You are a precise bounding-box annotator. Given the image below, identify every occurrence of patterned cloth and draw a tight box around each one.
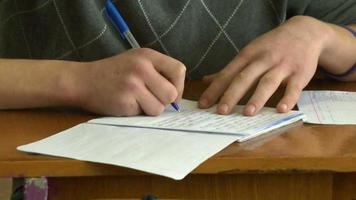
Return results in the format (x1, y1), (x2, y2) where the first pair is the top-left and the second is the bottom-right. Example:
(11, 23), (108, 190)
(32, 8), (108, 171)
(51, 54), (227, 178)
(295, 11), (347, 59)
(1, 0), (356, 79)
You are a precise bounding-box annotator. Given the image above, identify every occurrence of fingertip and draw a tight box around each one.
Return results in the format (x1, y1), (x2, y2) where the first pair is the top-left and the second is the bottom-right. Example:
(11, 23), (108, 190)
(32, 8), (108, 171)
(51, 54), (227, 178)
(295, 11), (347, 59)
(217, 104), (229, 115)
(277, 103), (288, 113)
(198, 98), (209, 108)
(169, 89), (179, 104)
(243, 105), (256, 116)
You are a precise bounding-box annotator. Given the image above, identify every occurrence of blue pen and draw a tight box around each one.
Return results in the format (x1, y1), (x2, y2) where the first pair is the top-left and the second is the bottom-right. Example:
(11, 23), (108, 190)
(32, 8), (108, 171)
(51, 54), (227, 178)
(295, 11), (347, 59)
(105, 0), (180, 112)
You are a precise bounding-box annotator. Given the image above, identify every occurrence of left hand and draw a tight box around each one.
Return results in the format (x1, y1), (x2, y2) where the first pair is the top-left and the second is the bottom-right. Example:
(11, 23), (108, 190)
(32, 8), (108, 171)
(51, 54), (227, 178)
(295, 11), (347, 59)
(198, 16), (330, 116)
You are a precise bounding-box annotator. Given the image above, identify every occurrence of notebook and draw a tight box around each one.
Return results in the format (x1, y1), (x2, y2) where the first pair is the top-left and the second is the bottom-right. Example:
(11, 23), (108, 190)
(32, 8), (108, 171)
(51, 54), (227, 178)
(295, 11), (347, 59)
(17, 99), (305, 179)
(89, 99), (306, 142)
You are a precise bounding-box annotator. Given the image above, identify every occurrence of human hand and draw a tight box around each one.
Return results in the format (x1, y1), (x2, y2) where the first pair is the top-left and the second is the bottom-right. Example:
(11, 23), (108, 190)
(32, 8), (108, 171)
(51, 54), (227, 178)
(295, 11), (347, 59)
(71, 48), (186, 116)
(199, 16), (331, 116)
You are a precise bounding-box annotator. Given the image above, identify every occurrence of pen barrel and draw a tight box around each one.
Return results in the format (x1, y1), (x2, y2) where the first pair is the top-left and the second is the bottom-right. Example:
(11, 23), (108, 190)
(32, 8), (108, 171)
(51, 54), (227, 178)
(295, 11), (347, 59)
(105, 0), (129, 36)
(124, 31), (141, 48)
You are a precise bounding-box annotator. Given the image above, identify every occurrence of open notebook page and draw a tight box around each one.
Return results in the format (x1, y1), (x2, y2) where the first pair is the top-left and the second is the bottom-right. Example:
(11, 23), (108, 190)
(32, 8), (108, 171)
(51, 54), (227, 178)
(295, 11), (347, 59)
(89, 99), (305, 141)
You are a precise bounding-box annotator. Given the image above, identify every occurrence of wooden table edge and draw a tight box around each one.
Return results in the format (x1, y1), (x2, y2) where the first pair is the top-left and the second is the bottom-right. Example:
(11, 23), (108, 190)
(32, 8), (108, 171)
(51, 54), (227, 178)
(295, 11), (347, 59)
(2, 157), (356, 177)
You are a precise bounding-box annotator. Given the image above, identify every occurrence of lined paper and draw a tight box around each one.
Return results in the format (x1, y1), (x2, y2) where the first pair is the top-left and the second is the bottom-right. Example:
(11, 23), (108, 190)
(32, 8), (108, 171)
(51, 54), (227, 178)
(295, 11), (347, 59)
(297, 90), (356, 124)
(90, 100), (305, 140)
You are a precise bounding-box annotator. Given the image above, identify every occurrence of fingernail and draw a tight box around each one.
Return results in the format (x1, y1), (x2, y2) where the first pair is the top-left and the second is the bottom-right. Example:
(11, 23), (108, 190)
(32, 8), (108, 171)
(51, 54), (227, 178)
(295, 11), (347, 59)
(200, 99), (208, 107)
(219, 104), (229, 114)
(246, 105), (256, 115)
(279, 104), (288, 112)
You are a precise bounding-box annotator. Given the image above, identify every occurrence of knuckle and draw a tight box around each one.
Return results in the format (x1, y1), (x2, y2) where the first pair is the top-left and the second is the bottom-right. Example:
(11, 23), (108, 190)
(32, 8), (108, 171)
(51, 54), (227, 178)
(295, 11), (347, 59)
(252, 90), (268, 101)
(116, 99), (137, 116)
(221, 93), (236, 104)
(252, 87), (271, 104)
(174, 61), (187, 76)
(262, 51), (280, 64)
(261, 74), (279, 86)
(239, 47), (254, 60)
(295, 63), (307, 73)
(290, 83), (303, 92)
(216, 70), (230, 80)
(234, 71), (249, 83)
(130, 61), (150, 77)
(215, 72), (234, 85)
(283, 62), (299, 74)
(290, 15), (311, 23)
(237, 71), (246, 79)
(123, 76), (141, 92)
(136, 47), (156, 56)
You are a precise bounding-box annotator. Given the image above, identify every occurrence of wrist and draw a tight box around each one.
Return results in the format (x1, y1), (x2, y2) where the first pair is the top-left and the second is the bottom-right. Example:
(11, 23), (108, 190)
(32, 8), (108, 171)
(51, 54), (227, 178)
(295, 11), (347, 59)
(289, 16), (333, 54)
(317, 23), (339, 67)
(320, 26), (356, 80)
(317, 23), (356, 75)
(55, 60), (88, 108)
(286, 16), (355, 76)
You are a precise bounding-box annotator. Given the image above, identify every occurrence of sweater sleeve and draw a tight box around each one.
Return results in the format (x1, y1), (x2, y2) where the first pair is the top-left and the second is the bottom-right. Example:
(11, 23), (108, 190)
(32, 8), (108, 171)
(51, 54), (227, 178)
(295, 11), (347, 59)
(287, 0), (356, 25)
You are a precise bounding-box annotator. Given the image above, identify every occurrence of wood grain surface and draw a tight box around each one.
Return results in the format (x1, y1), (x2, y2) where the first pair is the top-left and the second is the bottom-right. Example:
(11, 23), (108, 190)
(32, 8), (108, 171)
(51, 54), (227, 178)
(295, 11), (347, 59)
(1, 80), (356, 177)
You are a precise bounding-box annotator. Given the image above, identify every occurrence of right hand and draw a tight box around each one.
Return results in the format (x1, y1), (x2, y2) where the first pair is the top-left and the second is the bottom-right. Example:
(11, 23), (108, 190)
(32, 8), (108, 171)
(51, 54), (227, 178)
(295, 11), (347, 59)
(70, 48), (186, 116)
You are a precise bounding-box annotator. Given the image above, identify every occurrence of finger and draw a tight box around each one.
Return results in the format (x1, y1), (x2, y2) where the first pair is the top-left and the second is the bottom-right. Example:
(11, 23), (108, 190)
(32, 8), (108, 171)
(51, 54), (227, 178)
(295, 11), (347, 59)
(276, 74), (306, 113)
(243, 67), (288, 116)
(111, 96), (142, 117)
(144, 66), (178, 105)
(202, 73), (217, 85)
(217, 61), (270, 115)
(135, 83), (166, 116)
(199, 72), (233, 109)
(146, 49), (186, 102)
(199, 55), (250, 109)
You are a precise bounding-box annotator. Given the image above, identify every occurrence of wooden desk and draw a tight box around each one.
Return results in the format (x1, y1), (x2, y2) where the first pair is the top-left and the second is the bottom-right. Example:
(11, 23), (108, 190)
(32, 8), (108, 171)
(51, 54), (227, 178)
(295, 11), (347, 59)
(1, 80), (356, 200)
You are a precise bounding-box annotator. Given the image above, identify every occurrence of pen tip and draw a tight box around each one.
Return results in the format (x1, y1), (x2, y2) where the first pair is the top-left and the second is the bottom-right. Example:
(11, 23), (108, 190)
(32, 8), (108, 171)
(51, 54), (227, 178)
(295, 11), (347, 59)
(171, 103), (180, 112)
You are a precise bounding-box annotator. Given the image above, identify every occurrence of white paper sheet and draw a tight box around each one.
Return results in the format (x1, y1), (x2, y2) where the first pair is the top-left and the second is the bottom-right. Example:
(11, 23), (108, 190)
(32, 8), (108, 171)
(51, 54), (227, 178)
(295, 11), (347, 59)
(18, 99), (304, 180)
(297, 90), (356, 124)
(17, 123), (239, 180)
(89, 99), (305, 141)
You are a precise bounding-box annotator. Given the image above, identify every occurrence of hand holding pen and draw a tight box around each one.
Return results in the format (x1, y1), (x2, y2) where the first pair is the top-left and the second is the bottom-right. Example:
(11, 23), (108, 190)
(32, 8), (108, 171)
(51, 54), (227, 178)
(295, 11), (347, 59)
(106, 0), (185, 114)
